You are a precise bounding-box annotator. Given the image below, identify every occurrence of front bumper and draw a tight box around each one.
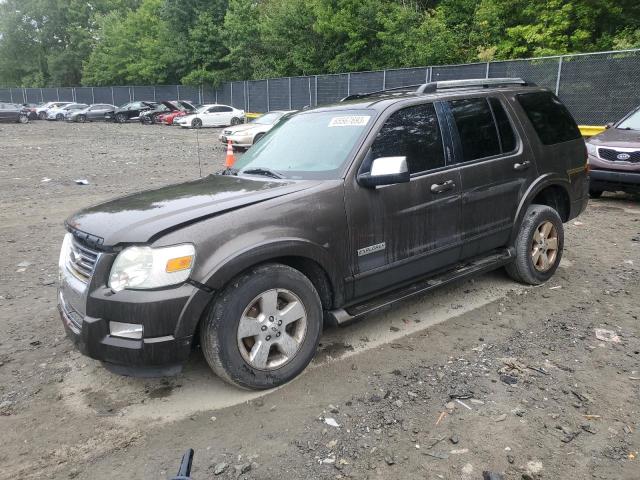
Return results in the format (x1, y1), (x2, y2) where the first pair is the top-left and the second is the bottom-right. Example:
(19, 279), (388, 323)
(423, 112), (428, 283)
(219, 133), (253, 148)
(590, 168), (640, 193)
(58, 257), (213, 373)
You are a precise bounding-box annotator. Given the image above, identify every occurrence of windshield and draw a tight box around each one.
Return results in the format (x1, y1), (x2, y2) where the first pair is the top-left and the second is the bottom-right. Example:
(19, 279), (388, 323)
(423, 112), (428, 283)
(233, 110), (374, 180)
(251, 112), (284, 125)
(617, 109), (640, 130)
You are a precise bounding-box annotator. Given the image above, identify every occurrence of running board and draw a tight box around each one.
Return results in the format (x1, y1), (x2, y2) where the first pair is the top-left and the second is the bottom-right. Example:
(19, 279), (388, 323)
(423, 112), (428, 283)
(328, 248), (514, 325)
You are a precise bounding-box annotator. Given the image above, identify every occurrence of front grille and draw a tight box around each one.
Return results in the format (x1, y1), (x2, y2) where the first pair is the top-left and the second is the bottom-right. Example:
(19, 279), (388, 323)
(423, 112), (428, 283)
(223, 130), (232, 135)
(598, 148), (640, 163)
(59, 293), (83, 332)
(66, 237), (99, 283)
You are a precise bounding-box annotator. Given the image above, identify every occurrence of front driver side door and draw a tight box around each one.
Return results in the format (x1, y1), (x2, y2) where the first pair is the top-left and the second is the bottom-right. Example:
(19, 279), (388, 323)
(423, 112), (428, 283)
(345, 102), (463, 299)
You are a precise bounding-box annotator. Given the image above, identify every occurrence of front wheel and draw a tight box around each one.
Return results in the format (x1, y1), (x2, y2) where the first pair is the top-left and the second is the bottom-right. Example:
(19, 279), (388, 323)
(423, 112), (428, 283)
(505, 204), (564, 285)
(77, 115), (86, 123)
(116, 113), (127, 124)
(200, 264), (322, 390)
(18, 114), (28, 124)
(56, 113), (64, 121)
(38, 112), (46, 120)
(191, 118), (202, 129)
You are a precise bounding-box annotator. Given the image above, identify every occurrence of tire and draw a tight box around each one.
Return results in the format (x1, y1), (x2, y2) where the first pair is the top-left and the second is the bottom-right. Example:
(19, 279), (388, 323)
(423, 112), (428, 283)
(200, 263), (323, 390)
(18, 114), (28, 124)
(116, 113), (127, 124)
(191, 118), (202, 129)
(253, 133), (265, 145)
(77, 115), (86, 123)
(142, 115), (153, 125)
(38, 112), (46, 120)
(56, 113), (64, 121)
(505, 204), (564, 285)
(230, 117), (241, 126)
(589, 189), (603, 199)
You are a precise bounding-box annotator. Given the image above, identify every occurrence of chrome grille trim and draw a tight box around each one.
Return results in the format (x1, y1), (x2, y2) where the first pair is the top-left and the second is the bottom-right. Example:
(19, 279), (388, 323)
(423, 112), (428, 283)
(66, 237), (99, 283)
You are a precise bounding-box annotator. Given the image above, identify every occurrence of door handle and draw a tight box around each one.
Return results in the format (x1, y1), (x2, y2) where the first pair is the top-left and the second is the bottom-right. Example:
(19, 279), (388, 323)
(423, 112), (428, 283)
(513, 161), (531, 171)
(430, 180), (455, 194)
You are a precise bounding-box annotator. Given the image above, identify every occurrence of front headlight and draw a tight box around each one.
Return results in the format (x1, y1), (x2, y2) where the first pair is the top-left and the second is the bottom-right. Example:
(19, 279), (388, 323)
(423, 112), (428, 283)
(108, 244), (195, 292)
(586, 143), (598, 157)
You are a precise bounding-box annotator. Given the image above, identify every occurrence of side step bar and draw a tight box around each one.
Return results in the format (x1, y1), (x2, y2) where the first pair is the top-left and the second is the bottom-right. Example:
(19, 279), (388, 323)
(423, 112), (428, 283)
(328, 248), (514, 325)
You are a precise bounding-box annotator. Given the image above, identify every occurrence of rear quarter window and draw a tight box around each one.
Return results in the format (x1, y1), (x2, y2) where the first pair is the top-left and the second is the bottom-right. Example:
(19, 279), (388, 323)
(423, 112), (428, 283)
(517, 92), (581, 145)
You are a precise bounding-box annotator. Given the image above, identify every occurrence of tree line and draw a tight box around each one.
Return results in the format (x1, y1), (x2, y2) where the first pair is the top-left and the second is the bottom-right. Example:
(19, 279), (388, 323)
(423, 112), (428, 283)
(1, 0), (639, 88)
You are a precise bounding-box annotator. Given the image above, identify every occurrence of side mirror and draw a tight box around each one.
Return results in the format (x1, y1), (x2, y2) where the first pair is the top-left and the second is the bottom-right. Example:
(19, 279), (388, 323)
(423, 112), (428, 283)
(358, 156), (410, 188)
(605, 122), (614, 129)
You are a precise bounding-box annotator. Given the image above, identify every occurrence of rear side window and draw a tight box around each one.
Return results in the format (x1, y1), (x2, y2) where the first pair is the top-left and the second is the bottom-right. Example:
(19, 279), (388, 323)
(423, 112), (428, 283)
(449, 98), (500, 161)
(517, 92), (581, 145)
(489, 98), (517, 152)
(370, 103), (445, 174)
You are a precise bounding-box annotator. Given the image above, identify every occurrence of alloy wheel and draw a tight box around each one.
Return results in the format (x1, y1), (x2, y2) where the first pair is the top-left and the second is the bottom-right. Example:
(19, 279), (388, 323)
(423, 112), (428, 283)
(531, 220), (558, 272)
(236, 289), (307, 371)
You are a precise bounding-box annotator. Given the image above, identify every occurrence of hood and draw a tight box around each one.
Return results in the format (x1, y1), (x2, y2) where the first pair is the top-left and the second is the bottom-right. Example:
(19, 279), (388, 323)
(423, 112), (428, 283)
(225, 124), (257, 134)
(588, 128), (640, 148)
(66, 175), (317, 247)
(161, 101), (180, 111)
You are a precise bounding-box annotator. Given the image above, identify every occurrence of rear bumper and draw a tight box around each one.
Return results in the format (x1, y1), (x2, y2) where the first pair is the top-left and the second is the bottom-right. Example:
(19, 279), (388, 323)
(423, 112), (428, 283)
(590, 169), (640, 193)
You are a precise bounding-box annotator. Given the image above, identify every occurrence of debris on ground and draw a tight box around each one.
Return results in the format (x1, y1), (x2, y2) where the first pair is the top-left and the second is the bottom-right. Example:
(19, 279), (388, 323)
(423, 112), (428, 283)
(594, 328), (621, 343)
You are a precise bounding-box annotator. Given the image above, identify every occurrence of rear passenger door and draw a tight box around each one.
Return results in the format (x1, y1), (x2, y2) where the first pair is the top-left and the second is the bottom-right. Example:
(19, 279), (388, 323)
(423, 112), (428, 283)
(445, 95), (536, 259)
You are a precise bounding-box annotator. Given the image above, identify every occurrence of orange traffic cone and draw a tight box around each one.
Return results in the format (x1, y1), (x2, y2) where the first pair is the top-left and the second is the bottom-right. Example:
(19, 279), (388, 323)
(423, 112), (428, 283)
(225, 140), (235, 168)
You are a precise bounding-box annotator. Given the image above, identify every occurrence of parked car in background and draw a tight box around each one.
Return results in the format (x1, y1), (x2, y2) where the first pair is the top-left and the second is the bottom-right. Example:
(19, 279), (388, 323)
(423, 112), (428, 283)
(0, 103), (29, 123)
(58, 79), (588, 389)
(220, 110), (295, 149)
(36, 101), (73, 120)
(105, 101), (157, 123)
(22, 104), (39, 120)
(139, 101), (184, 125)
(586, 105), (640, 197)
(65, 104), (117, 123)
(158, 101), (197, 125)
(175, 104), (244, 129)
(46, 103), (88, 121)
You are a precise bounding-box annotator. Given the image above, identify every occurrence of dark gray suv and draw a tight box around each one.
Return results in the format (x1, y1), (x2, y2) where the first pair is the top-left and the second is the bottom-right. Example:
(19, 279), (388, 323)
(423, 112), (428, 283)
(58, 78), (588, 389)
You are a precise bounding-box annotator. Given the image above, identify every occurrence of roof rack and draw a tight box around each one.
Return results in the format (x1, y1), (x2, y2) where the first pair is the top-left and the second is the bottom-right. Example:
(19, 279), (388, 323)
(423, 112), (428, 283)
(341, 78), (533, 101)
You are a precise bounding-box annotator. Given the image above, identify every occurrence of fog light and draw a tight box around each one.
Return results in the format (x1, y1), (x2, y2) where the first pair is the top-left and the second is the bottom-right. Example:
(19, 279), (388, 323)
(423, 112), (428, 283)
(109, 321), (143, 339)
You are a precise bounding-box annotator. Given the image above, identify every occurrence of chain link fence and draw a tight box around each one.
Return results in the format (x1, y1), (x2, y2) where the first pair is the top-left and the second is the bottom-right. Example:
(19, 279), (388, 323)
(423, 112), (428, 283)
(1, 49), (639, 124)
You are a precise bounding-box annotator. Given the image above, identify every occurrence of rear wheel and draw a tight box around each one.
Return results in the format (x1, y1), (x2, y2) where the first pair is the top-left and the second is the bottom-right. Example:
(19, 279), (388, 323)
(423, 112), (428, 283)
(18, 114), (28, 124)
(506, 204), (564, 285)
(230, 117), (241, 126)
(191, 118), (202, 129)
(56, 113), (64, 121)
(38, 112), (46, 120)
(200, 264), (322, 390)
(77, 114), (87, 123)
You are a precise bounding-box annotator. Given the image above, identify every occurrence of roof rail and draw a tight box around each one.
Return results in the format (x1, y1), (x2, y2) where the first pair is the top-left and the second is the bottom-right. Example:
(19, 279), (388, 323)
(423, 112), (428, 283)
(418, 77), (531, 93)
(340, 77), (534, 101)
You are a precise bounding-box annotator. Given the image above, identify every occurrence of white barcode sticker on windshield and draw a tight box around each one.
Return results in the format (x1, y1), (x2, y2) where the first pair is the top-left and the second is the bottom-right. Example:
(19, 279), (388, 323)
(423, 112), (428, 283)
(328, 115), (371, 127)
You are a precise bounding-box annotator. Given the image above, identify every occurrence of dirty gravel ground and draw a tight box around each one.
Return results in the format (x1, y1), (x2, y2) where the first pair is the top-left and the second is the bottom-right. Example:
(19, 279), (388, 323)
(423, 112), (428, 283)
(0, 121), (639, 480)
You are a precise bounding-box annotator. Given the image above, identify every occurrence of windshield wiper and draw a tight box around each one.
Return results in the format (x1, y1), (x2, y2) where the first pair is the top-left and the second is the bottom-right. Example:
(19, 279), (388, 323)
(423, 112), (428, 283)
(241, 167), (284, 179)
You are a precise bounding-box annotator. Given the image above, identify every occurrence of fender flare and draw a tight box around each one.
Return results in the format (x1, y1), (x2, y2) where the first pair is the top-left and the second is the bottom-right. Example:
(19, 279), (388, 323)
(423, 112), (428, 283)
(509, 174), (571, 243)
(201, 238), (343, 303)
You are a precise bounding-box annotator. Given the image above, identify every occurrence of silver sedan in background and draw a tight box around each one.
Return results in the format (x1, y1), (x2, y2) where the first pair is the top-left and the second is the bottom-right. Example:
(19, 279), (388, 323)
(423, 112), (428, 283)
(219, 110), (295, 149)
(65, 104), (117, 122)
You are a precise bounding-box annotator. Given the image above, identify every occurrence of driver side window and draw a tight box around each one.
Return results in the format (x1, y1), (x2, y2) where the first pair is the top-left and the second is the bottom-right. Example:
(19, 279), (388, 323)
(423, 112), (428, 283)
(370, 103), (445, 174)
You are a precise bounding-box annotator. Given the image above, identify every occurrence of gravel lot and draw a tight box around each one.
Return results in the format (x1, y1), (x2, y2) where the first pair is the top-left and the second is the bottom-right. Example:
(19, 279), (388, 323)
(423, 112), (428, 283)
(0, 121), (639, 480)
